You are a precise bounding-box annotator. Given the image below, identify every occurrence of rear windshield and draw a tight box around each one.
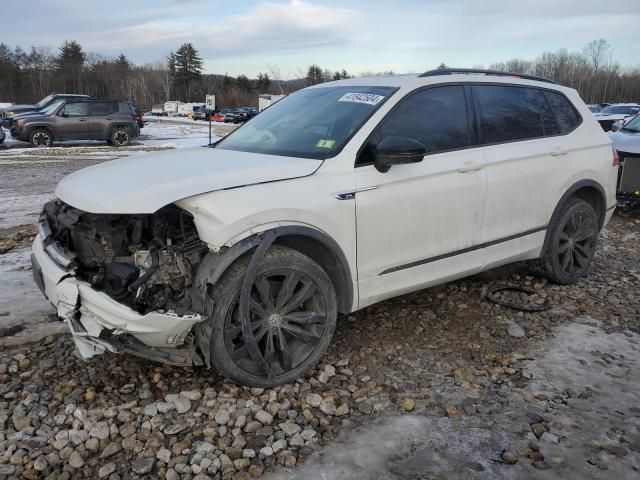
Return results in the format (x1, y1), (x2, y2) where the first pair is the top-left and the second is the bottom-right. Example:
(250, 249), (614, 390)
(216, 86), (396, 159)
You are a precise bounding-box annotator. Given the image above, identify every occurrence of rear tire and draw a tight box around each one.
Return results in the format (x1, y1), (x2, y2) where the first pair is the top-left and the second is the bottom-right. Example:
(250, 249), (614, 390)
(529, 198), (599, 284)
(110, 127), (130, 147)
(29, 128), (53, 148)
(203, 245), (338, 388)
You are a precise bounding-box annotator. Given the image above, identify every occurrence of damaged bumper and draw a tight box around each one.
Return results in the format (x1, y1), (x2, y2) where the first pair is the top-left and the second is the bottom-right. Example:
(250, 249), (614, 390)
(31, 234), (204, 365)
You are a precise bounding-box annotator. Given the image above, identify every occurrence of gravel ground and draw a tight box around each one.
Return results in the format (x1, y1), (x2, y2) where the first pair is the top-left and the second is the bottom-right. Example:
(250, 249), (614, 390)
(0, 133), (638, 479)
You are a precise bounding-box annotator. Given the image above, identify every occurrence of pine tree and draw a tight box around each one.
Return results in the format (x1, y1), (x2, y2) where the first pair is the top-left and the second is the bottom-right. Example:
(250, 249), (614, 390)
(173, 43), (203, 101)
(437, 62), (448, 70)
(256, 72), (271, 92)
(236, 74), (252, 91)
(56, 41), (85, 92)
(306, 64), (324, 85)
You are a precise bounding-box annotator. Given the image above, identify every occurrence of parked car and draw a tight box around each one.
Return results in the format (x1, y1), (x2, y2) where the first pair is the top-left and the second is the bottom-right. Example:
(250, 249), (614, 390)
(1, 93), (92, 127)
(234, 107), (258, 122)
(193, 106), (215, 121)
(0, 125), (5, 145)
(12, 99), (140, 147)
(608, 113), (640, 205)
(211, 109), (240, 123)
(593, 103), (640, 131)
(31, 69), (617, 387)
(210, 111), (227, 122)
(588, 104), (603, 114)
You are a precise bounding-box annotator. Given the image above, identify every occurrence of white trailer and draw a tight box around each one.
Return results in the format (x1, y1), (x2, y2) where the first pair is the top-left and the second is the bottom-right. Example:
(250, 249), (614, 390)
(258, 94), (285, 112)
(178, 102), (204, 117)
(163, 101), (182, 116)
(151, 104), (164, 116)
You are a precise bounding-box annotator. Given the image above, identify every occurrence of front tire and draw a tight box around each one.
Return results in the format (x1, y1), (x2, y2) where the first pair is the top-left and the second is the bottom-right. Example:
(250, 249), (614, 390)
(204, 245), (337, 388)
(529, 198), (599, 284)
(110, 128), (130, 147)
(30, 128), (53, 147)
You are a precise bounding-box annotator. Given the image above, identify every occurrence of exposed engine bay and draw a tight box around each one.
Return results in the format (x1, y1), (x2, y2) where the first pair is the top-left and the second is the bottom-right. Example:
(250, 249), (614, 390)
(41, 200), (209, 314)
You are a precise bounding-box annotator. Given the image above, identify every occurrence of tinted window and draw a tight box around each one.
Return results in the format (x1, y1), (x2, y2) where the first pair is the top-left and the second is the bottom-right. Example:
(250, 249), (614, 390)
(535, 90), (559, 136)
(377, 85), (471, 154)
(476, 85), (543, 143)
(62, 102), (87, 117)
(88, 102), (117, 116)
(544, 91), (581, 133)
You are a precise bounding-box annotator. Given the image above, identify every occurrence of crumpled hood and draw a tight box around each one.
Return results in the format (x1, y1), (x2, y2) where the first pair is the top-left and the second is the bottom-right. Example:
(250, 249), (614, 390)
(609, 129), (640, 154)
(56, 146), (322, 214)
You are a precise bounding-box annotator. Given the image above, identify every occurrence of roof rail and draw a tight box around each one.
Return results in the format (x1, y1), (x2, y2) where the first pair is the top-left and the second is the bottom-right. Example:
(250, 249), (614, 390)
(419, 68), (557, 85)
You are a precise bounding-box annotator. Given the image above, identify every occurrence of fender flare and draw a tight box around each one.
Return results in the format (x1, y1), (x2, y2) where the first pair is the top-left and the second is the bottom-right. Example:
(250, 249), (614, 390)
(191, 225), (354, 315)
(541, 179), (607, 254)
(25, 124), (55, 141)
(190, 225), (354, 367)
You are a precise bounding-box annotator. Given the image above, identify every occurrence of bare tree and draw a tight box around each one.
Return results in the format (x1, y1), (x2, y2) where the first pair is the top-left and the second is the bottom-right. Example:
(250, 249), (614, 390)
(583, 39), (610, 74)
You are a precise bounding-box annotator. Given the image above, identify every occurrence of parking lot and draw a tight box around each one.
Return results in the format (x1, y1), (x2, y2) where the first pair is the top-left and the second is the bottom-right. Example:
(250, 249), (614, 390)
(1, 122), (639, 479)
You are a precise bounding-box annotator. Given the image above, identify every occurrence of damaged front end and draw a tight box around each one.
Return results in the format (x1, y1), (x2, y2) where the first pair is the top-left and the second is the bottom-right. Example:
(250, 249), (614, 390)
(34, 199), (210, 365)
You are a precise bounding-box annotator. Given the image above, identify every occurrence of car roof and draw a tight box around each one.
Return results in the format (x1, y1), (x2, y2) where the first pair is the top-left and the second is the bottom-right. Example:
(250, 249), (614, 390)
(606, 103), (640, 107)
(306, 69), (574, 94)
(52, 94), (91, 97)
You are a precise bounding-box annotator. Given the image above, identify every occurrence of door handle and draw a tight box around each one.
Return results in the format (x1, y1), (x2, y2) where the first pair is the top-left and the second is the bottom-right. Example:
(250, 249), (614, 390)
(79, 118), (87, 122)
(457, 161), (483, 173)
(106, 117), (112, 120)
(550, 147), (569, 156)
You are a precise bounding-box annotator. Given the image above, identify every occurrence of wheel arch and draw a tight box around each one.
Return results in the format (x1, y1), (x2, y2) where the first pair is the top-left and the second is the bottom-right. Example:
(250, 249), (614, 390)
(541, 179), (607, 254)
(192, 225), (354, 316)
(191, 225), (354, 369)
(108, 123), (132, 137)
(26, 125), (54, 141)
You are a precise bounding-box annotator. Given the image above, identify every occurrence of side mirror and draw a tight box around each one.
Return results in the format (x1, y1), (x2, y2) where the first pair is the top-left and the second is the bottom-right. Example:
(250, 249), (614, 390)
(60, 112), (69, 118)
(374, 136), (426, 173)
(611, 120), (623, 132)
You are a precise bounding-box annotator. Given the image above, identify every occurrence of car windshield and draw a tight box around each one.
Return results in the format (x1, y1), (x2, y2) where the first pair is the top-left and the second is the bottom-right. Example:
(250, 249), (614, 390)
(601, 105), (639, 115)
(40, 100), (64, 115)
(35, 95), (55, 108)
(216, 86), (396, 159)
(588, 105), (602, 113)
(622, 115), (640, 132)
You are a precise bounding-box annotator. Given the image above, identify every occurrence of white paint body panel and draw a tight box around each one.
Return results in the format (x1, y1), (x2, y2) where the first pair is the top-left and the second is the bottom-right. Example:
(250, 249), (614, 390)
(56, 147), (321, 214)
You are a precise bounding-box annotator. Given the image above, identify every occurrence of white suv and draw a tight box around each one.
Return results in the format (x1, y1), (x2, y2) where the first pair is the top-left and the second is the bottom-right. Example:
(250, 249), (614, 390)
(32, 69), (618, 387)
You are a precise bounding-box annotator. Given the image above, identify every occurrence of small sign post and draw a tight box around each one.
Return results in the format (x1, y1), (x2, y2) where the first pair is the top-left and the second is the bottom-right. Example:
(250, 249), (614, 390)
(206, 95), (216, 147)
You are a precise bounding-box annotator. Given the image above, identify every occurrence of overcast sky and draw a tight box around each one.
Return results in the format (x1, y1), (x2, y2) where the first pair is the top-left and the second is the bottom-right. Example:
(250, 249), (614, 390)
(3, 0), (639, 78)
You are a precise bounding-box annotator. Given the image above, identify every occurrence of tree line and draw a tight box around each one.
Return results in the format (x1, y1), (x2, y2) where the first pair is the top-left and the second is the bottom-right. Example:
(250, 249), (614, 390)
(0, 39), (638, 110)
(485, 39), (640, 103)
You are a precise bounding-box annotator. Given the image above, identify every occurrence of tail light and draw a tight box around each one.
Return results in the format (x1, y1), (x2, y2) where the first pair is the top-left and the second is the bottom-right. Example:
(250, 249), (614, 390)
(612, 147), (620, 167)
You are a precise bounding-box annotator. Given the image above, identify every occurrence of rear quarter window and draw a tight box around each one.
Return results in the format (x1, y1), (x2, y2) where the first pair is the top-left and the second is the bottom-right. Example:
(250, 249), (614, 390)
(543, 91), (582, 134)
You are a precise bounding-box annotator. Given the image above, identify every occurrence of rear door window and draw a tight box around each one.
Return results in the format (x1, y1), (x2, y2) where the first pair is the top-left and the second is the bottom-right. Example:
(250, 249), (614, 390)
(475, 85), (543, 143)
(544, 91), (582, 133)
(88, 102), (117, 116)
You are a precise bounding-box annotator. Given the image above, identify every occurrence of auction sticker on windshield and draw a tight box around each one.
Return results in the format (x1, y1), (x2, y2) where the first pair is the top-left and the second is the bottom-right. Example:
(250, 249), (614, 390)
(315, 139), (336, 149)
(338, 92), (386, 105)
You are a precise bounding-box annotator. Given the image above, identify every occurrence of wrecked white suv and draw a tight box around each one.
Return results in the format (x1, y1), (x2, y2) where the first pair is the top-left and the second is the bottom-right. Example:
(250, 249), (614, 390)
(32, 69), (618, 387)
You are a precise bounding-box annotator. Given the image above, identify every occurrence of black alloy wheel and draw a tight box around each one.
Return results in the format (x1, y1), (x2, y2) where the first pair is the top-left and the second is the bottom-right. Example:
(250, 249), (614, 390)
(204, 246), (338, 387)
